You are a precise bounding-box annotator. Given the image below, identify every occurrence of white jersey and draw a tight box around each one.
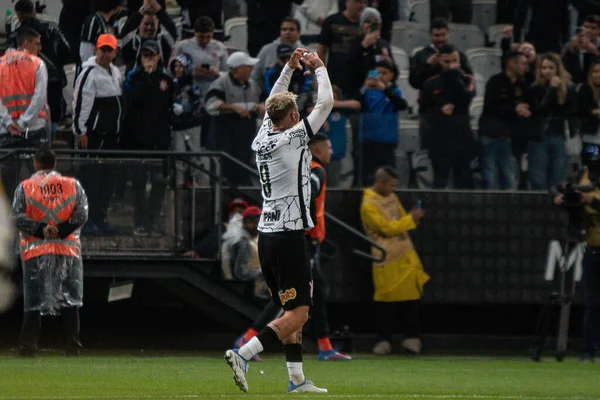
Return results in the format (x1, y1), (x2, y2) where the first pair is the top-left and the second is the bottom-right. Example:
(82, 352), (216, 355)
(252, 64), (334, 233)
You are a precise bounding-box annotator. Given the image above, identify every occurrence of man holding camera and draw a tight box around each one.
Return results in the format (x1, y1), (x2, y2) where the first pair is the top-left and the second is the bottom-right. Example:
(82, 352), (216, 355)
(561, 15), (600, 85)
(553, 153), (600, 363)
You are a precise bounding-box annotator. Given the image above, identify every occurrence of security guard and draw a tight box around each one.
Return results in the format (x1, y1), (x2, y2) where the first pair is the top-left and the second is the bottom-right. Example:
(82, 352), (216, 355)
(12, 147), (88, 357)
(553, 146), (600, 363)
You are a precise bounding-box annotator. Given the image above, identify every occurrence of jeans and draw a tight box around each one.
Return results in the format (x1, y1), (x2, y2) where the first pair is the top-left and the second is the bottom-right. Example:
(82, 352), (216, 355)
(582, 250), (600, 357)
(431, 156), (474, 189)
(479, 136), (516, 190)
(528, 136), (567, 191)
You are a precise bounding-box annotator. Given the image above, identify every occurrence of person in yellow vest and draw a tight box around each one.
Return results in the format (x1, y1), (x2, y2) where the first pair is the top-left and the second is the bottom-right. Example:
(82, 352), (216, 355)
(360, 166), (429, 355)
(11, 147), (88, 357)
(0, 28), (49, 194)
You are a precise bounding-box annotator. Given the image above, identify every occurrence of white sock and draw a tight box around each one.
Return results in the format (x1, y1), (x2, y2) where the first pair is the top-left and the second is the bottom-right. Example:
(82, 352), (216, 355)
(286, 362), (305, 385)
(238, 337), (263, 360)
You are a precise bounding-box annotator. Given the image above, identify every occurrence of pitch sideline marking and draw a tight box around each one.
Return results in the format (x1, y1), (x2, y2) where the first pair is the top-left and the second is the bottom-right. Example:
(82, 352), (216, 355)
(0, 394), (593, 400)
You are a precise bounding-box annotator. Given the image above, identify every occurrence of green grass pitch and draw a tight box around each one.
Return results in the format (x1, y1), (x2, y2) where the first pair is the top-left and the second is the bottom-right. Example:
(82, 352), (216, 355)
(0, 351), (598, 399)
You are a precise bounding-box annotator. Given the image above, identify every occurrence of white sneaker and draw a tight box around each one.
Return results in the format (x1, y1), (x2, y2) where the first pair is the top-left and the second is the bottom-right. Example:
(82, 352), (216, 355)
(401, 338), (422, 354)
(372, 340), (392, 355)
(287, 379), (328, 393)
(224, 349), (249, 392)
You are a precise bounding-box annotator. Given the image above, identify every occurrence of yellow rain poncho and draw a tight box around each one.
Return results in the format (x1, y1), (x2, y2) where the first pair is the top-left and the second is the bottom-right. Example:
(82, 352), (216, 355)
(360, 188), (430, 302)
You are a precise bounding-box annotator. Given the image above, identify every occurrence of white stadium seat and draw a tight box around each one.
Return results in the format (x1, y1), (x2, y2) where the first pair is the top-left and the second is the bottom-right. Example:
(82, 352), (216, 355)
(391, 22), (430, 55)
(467, 47), (502, 82)
(224, 17), (248, 52)
(391, 46), (410, 70)
(410, 0), (430, 23)
(472, 0), (497, 38)
(397, 69), (420, 116)
(449, 24), (486, 52)
(488, 24), (513, 49)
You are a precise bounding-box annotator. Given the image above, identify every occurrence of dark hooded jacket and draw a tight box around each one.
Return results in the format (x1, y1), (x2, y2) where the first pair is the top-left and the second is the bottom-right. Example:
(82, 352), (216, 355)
(169, 53), (204, 131)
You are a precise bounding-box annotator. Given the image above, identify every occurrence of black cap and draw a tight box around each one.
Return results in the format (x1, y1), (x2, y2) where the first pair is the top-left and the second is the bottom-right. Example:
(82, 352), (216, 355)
(141, 39), (160, 55)
(277, 44), (294, 58)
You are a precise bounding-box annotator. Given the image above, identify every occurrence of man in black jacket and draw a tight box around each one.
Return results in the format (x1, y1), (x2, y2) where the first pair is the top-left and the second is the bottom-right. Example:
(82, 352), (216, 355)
(123, 40), (173, 237)
(9, 0), (70, 132)
(561, 15), (600, 85)
(479, 51), (530, 190)
(410, 18), (473, 153)
(420, 44), (476, 189)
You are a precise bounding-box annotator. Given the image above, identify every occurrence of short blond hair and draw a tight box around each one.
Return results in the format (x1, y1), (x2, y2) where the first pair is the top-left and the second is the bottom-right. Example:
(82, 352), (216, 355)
(266, 92), (298, 124)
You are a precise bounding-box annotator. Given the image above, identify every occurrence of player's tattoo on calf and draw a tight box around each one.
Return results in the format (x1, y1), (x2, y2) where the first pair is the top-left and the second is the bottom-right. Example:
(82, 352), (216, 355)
(296, 332), (302, 344)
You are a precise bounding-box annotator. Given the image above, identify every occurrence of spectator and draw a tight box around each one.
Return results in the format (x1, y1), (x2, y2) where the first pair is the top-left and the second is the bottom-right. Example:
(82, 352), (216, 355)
(12, 147), (88, 357)
(9, 0), (70, 134)
(561, 15), (600, 85)
(430, 0), (472, 24)
(251, 17), (306, 97)
(319, 85), (361, 187)
(0, 28), (49, 195)
(247, 0), (303, 57)
(175, 0), (235, 38)
(169, 53), (205, 187)
(525, 53), (578, 190)
(420, 44), (477, 189)
(410, 18), (473, 152)
(72, 34), (123, 235)
(0, 28), (48, 148)
(359, 60), (407, 186)
(500, 28), (541, 86)
(205, 52), (262, 186)
(184, 198), (248, 259)
(479, 51), (530, 190)
(59, 0), (91, 64)
(317, 0), (367, 97)
(264, 44), (313, 116)
(122, 40), (173, 237)
(514, 0), (570, 54)
(348, 7), (398, 90)
(120, 0), (177, 74)
(126, 0), (166, 16)
(174, 17), (228, 99)
(79, 0), (123, 72)
(294, 0), (339, 42)
(222, 206), (267, 298)
(578, 60), (600, 148)
(360, 166), (429, 355)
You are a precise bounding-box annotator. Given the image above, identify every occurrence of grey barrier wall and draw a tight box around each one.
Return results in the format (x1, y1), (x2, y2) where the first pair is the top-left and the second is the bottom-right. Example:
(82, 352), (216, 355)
(196, 189), (571, 305)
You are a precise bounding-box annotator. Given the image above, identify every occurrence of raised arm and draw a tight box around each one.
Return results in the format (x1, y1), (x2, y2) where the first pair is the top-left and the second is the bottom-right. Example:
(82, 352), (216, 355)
(269, 47), (312, 97)
(303, 52), (334, 134)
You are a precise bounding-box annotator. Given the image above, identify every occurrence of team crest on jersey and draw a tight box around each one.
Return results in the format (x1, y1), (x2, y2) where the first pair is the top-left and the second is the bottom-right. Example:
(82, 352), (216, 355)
(279, 288), (297, 305)
(159, 79), (169, 91)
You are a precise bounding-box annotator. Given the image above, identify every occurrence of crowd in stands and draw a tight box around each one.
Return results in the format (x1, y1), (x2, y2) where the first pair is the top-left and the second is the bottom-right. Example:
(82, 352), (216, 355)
(2, 0), (600, 208)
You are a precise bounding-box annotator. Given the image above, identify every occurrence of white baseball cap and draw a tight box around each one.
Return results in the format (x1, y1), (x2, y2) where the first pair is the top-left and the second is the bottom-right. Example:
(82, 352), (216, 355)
(227, 52), (260, 68)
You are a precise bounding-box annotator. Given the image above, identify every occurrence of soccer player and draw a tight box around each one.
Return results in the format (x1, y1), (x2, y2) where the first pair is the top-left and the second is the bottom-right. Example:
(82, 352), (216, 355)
(224, 48), (334, 393)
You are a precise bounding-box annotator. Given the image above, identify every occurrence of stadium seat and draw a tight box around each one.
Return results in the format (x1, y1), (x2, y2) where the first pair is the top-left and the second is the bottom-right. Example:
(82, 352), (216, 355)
(474, 72), (486, 98)
(398, 120), (420, 152)
(391, 46), (410, 70)
(488, 24), (512, 49)
(467, 48), (502, 81)
(63, 64), (76, 115)
(397, 69), (420, 115)
(410, 0), (430, 23)
(449, 23), (485, 52)
(472, 0), (497, 38)
(391, 22), (430, 55)
(469, 96), (485, 122)
(224, 17), (248, 52)
(411, 46), (425, 57)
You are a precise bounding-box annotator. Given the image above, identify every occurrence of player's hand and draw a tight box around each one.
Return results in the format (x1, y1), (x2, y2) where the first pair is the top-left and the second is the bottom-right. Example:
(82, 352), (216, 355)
(411, 207), (425, 224)
(550, 76), (561, 88)
(300, 52), (325, 75)
(442, 103), (455, 116)
(287, 47), (308, 71)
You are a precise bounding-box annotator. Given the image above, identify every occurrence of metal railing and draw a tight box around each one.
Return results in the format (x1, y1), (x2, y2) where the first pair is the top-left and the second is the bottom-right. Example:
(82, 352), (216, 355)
(0, 148), (386, 263)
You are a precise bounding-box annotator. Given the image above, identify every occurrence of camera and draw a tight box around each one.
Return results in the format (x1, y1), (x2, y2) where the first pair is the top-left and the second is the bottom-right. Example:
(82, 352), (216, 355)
(556, 177), (595, 240)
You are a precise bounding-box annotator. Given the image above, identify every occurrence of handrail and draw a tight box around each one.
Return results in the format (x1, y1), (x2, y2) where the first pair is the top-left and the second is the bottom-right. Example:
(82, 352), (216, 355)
(0, 148), (387, 262)
(218, 152), (387, 262)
